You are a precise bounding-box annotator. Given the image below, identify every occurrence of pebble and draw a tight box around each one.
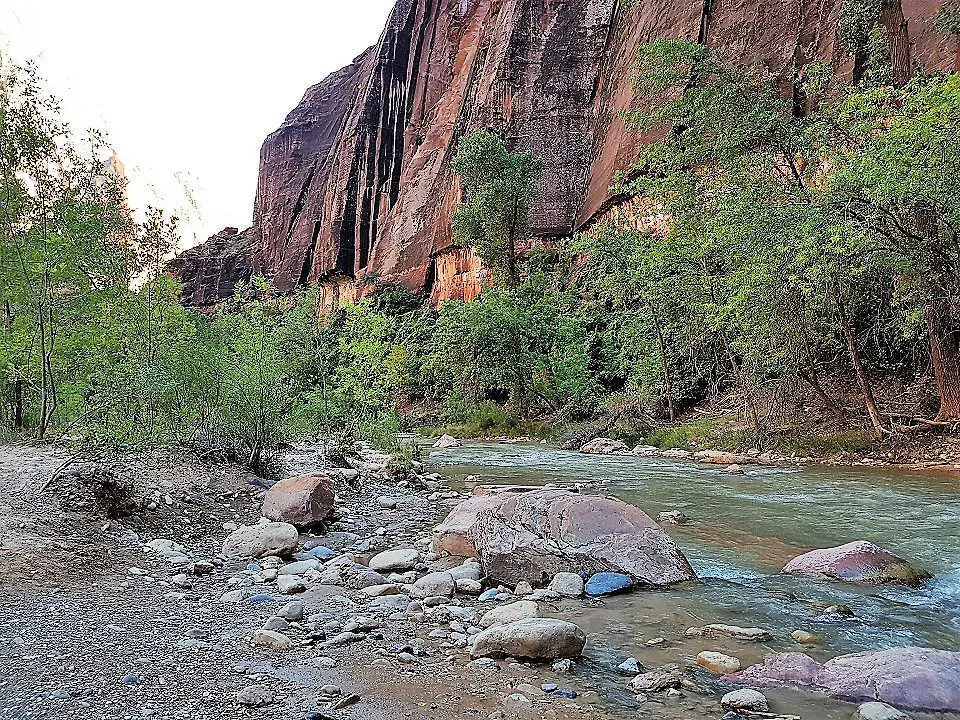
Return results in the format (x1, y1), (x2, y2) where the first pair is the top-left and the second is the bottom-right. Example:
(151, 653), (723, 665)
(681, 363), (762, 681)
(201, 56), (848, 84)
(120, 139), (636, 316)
(277, 600), (304, 621)
(251, 630), (294, 651)
(696, 651), (742, 674)
(616, 657), (642, 675)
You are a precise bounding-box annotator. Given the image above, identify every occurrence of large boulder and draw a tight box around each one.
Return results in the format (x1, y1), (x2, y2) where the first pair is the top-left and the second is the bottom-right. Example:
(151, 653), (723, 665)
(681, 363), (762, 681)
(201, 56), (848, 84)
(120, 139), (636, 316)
(261, 473), (335, 528)
(432, 486), (695, 587)
(579, 437), (629, 455)
(478, 600), (540, 628)
(731, 648), (960, 713)
(782, 541), (932, 587)
(223, 522), (299, 558)
(470, 619), (586, 660)
(433, 434), (461, 449)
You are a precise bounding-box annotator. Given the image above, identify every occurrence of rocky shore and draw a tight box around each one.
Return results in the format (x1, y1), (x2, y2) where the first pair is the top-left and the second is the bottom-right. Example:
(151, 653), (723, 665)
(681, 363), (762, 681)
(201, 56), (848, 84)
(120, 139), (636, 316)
(0, 440), (957, 720)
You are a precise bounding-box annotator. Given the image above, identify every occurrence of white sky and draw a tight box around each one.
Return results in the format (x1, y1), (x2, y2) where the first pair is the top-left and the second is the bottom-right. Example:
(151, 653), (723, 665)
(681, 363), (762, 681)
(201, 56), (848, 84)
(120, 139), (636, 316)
(0, 1), (394, 249)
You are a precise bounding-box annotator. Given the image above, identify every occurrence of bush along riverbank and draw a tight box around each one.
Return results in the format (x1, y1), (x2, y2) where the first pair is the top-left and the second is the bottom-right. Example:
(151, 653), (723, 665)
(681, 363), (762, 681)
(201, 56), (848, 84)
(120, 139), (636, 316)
(4, 438), (956, 720)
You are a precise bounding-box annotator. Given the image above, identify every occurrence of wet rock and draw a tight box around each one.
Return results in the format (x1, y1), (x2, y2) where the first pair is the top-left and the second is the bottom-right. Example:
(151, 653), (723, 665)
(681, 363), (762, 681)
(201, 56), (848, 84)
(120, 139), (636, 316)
(694, 451), (758, 465)
(433, 487), (695, 587)
(631, 667), (683, 692)
(478, 600), (540, 628)
(585, 572), (633, 597)
(782, 541), (932, 586)
(725, 464), (744, 474)
(686, 624), (773, 642)
(616, 657), (643, 675)
(856, 702), (912, 720)
(721, 689), (768, 712)
(548, 572), (584, 598)
(370, 548), (421, 572)
(791, 630), (822, 644)
(579, 437), (630, 455)
(470, 619), (586, 660)
(261, 473), (335, 528)
(237, 684), (274, 706)
(222, 522), (299, 558)
(731, 647), (960, 713)
(433, 434), (461, 449)
(697, 651), (742, 674)
(657, 510), (689, 525)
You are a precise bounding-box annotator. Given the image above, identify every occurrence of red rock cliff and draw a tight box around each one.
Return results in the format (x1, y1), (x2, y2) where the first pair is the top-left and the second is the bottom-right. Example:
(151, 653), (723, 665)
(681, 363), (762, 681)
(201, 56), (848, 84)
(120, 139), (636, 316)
(171, 0), (957, 308)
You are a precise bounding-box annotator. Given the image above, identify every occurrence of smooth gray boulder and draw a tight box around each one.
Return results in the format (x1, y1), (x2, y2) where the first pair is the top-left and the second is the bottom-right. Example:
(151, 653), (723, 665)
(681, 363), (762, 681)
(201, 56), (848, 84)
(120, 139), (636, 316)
(222, 522), (299, 558)
(470, 619), (586, 660)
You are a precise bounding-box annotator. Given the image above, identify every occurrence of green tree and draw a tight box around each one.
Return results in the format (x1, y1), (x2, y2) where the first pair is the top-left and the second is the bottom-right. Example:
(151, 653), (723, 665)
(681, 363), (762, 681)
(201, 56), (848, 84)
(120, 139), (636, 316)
(452, 130), (541, 289)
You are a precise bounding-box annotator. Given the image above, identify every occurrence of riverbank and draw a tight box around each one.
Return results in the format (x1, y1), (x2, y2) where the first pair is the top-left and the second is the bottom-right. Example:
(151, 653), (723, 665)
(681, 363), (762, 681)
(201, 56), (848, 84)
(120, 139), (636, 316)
(1, 441), (957, 720)
(420, 409), (960, 473)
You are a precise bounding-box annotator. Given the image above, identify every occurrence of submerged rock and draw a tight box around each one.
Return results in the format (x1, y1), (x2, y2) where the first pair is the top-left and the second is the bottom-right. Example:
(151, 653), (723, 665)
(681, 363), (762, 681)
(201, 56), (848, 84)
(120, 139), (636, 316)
(782, 541), (932, 586)
(731, 647), (960, 713)
(470, 619), (586, 660)
(432, 486), (696, 587)
(579, 437), (630, 455)
(261, 472), (335, 528)
(686, 624), (773, 642)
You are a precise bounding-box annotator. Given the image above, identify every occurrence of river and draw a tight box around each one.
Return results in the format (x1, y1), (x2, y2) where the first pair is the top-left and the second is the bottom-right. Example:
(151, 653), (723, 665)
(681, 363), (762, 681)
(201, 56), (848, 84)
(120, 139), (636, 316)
(430, 442), (960, 719)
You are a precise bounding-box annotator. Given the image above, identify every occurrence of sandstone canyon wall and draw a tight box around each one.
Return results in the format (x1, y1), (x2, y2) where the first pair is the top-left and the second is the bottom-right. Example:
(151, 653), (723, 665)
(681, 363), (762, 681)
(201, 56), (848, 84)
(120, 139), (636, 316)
(170, 0), (958, 309)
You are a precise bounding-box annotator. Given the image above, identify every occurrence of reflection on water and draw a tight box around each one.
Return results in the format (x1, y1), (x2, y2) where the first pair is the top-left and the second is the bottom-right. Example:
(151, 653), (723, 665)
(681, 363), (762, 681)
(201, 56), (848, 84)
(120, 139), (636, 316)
(432, 443), (960, 718)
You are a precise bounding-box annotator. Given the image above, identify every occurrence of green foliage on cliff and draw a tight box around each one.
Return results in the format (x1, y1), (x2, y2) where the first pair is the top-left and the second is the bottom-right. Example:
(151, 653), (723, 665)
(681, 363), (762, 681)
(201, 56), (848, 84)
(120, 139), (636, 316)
(452, 131), (541, 288)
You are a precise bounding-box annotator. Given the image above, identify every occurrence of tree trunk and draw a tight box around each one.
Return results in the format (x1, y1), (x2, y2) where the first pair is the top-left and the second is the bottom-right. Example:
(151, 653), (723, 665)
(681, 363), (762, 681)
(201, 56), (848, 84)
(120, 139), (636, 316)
(647, 298), (675, 421)
(925, 298), (960, 421)
(881, 0), (912, 88)
(797, 366), (845, 425)
(836, 291), (886, 440)
(720, 333), (760, 428)
(12, 377), (23, 430)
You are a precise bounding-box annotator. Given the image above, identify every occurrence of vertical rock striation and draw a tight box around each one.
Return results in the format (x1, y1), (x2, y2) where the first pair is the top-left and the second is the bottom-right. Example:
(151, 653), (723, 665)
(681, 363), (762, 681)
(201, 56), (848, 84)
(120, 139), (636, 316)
(169, 0), (958, 308)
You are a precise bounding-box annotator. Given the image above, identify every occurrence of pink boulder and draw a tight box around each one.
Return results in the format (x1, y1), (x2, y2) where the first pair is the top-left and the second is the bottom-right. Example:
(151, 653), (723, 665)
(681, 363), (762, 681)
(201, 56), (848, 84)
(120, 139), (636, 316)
(261, 473), (335, 528)
(782, 541), (931, 586)
(731, 647), (960, 713)
(432, 486), (696, 587)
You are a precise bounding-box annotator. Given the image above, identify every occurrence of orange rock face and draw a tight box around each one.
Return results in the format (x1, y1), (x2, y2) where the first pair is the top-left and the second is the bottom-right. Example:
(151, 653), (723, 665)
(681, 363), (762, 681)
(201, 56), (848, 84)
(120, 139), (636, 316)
(170, 0), (957, 308)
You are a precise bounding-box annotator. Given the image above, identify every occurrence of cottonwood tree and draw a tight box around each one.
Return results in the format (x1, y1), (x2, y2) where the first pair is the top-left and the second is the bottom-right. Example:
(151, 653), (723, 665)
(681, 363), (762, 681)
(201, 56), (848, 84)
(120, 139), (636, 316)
(451, 130), (540, 289)
(0, 60), (129, 437)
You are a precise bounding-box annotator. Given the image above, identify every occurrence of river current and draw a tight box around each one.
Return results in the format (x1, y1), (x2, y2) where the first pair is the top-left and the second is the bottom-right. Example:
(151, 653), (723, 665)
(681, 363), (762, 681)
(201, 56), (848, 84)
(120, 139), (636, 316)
(430, 442), (960, 718)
